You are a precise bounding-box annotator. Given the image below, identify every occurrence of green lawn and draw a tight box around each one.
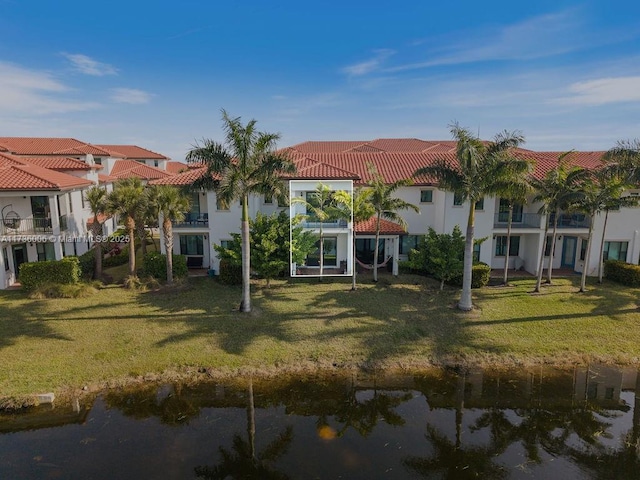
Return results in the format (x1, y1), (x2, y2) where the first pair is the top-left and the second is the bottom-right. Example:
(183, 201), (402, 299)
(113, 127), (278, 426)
(0, 274), (638, 397)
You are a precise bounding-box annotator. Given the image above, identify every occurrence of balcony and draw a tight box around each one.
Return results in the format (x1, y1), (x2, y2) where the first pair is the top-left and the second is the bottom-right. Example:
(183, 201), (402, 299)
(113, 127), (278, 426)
(493, 213), (542, 229)
(301, 219), (348, 229)
(0, 215), (68, 236)
(172, 213), (209, 228)
(549, 213), (590, 229)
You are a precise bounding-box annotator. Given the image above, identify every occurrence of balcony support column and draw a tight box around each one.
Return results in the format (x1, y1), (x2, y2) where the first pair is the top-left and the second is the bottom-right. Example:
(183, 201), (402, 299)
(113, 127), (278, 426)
(49, 196), (64, 260)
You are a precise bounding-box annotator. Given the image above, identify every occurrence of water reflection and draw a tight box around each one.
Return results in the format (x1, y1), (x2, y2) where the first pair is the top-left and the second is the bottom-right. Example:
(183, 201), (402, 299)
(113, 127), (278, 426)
(0, 365), (638, 479)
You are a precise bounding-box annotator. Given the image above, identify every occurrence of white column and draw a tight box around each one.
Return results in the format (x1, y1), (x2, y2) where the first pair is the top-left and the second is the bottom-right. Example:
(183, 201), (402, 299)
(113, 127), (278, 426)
(393, 236), (399, 276)
(49, 196), (64, 260)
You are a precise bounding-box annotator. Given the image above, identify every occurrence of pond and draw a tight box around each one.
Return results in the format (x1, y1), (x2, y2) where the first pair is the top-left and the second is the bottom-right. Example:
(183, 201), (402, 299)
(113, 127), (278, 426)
(1, 365), (638, 479)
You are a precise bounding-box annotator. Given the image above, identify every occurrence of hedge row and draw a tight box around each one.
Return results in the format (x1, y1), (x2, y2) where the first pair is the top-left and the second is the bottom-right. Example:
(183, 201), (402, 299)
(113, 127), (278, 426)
(218, 259), (243, 285)
(19, 257), (81, 291)
(78, 245), (130, 278)
(141, 252), (188, 280)
(449, 263), (492, 289)
(605, 260), (640, 287)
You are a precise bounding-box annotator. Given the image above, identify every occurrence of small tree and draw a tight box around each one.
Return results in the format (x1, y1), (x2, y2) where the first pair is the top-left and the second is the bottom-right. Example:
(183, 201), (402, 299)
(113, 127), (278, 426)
(215, 211), (315, 287)
(84, 186), (108, 279)
(108, 178), (145, 277)
(152, 185), (191, 285)
(425, 227), (465, 290)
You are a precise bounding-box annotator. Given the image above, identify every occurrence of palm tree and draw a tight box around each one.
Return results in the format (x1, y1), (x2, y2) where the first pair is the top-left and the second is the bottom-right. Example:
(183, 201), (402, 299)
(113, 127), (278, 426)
(84, 186), (108, 279)
(603, 139), (640, 184)
(367, 165), (419, 282)
(151, 185), (191, 284)
(108, 177), (145, 277)
(414, 123), (528, 311)
(572, 169), (639, 292)
(292, 183), (350, 277)
(332, 187), (375, 290)
(186, 110), (295, 313)
(530, 155), (588, 292)
(496, 159), (534, 285)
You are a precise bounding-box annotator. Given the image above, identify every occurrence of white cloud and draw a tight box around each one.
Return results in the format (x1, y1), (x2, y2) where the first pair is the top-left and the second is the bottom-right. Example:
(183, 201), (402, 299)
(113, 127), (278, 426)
(553, 76), (640, 106)
(342, 49), (395, 77)
(62, 53), (118, 76)
(0, 61), (99, 114)
(110, 88), (153, 104)
(386, 9), (632, 73)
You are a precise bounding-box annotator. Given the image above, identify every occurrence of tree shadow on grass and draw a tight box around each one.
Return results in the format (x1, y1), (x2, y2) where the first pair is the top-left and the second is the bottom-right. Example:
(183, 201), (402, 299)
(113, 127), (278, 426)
(0, 290), (72, 349)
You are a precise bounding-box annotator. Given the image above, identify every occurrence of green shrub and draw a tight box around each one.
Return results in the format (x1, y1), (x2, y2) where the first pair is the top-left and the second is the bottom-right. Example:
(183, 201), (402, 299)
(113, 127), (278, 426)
(78, 249), (95, 279)
(19, 257), (81, 291)
(141, 252), (188, 280)
(605, 260), (640, 287)
(449, 263), (491, 289)
(218, 259), (242, 285)
(104, 245), (130, 268)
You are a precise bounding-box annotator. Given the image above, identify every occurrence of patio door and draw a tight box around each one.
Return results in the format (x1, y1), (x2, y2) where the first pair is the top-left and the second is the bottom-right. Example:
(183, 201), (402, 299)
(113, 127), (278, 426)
(12, 244), (27, 278)
(561, 236), (577, 268)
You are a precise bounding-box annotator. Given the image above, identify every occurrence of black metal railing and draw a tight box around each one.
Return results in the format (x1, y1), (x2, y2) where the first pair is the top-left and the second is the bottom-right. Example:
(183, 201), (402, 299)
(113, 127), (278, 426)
(493, 213), (542, 229)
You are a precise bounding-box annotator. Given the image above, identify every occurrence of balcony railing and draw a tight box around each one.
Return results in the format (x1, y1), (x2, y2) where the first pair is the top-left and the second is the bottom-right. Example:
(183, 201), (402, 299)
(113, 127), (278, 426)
(0, 214), (69, 236)
(301, 220), (348, 229)
(493, 213), (542, 229)
(172, 213), (209, 228)
(549, 213), (590, 229)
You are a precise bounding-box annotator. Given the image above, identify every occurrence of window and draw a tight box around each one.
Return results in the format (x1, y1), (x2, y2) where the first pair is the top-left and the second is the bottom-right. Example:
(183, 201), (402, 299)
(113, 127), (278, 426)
(544, 236), (553, 256)
(68, 193), (73, 213)
(94, 157), (102, 165)
(264, 195), (273, 204)
(580, 239), (588, 261)
(453, 193), (463, 206)
(179, 235), (204, 255)
(154, 160), (159, 167)
(216, 197), (229, 211)
(36, 242), (56, 261)
(3, 247), (9, 271)
(603, 241), (628, 262)
(498, 199), (523, 222)
(475, 198), (484, 210)
(473, 242), (481, 262)
(220, 240), (231, 249)
(399, 235), (422, 255)
(420, 190), (433, 203)
(81, 191), (86, 209)
(307, 237), (337, 266)
(495, 236), (520, 257)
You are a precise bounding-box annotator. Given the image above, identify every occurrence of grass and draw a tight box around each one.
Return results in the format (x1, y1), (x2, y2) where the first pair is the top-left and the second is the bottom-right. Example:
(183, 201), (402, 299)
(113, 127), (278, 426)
(0, 274), (638, 397)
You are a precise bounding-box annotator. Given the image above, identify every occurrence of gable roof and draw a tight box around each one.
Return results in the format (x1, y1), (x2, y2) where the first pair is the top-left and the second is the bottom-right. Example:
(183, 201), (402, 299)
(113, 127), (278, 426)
(18, 156), (95, 171)
(0, 137), (110, 156)
(110, 159), (172, 180)
(95, 144), (169, 160)
(355, 217), (406, 235)
(0, 153), (93, 191)
(166, 161), (190, 174)
(149, 166), (210, 185)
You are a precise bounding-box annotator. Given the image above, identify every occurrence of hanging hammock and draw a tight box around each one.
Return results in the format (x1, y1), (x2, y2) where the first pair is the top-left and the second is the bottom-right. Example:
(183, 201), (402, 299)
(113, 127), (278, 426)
(355, 256), (393, 270)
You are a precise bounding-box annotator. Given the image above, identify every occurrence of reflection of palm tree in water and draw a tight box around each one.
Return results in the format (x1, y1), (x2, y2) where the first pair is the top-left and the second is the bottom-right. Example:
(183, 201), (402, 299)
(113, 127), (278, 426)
(194, 378), (293, 480)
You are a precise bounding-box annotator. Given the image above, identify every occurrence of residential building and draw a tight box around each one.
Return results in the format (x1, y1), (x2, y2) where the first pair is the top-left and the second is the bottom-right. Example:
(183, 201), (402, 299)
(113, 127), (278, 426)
(152, 139), (640, 279)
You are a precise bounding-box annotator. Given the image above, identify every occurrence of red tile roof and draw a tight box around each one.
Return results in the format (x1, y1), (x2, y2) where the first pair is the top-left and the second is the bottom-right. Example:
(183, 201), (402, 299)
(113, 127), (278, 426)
(87, 213), (111, 225)
(98, 173), (117, 184)
(110, 159), (171, 180)
(19, 156), (94, 171)
(0, 160), (93, 191)
(166, 161), (189, 174)
(286, 139), (608, 183)
(96, 144), (169, 160)
(0, 137), (110, 156)
(149, 167), (210, 185)
(355, 217), (406, 235)
(287, 157), (359, 180)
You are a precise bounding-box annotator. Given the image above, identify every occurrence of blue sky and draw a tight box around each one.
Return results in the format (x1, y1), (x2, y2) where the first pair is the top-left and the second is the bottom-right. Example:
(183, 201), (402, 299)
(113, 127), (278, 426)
(0, 0), (639, 161)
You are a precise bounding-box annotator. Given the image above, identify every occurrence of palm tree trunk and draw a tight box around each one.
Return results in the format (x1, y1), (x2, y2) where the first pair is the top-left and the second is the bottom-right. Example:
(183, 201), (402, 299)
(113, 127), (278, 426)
(598, 210), (609, 283)
(319, 224), (324, 279)
(127, 215), (136, 277)
(546, 210), (559, 284)
(503, 204), (513, 285)
(579, 216), (595, 292)
(351, 234), (357, 290)
(373, 213), (381, 282)
(458, 204), (475, 311)
(92, 217), (102, 279)
(247, 378), (256, 462)
(535, 215), (550, 292)
(163, 218), (173, 285)
(241, 195), (251, 312)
